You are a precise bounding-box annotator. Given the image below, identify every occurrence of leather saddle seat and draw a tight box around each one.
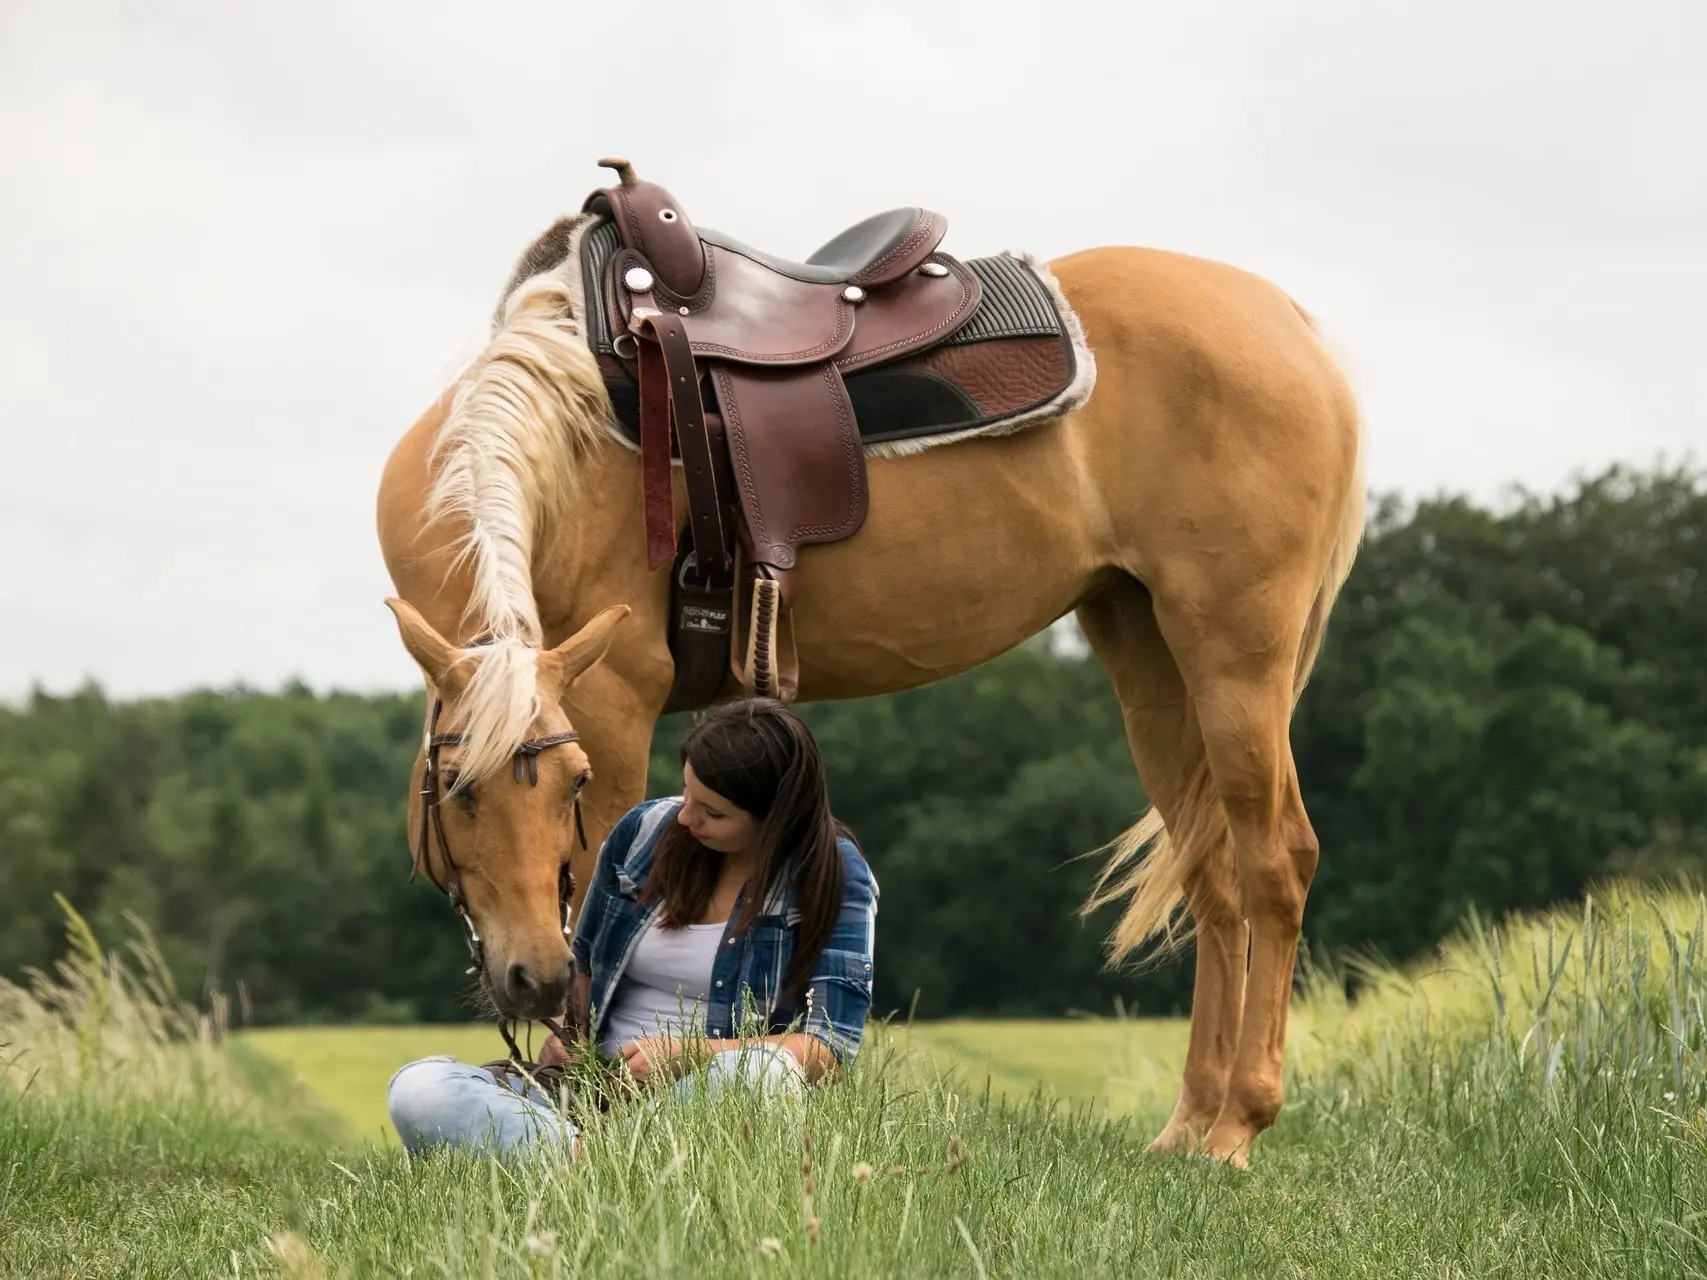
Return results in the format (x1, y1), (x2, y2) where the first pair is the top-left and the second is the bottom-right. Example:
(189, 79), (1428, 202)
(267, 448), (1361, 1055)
(701, 209), (945, 286)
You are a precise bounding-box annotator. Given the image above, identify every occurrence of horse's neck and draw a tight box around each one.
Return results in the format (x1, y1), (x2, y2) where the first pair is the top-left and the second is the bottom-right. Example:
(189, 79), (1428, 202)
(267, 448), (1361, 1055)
(529, 439), (650, 648)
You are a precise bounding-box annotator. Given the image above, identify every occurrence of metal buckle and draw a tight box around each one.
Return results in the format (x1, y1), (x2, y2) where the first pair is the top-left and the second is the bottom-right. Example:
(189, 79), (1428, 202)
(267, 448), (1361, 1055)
(677, 549), (732, 592)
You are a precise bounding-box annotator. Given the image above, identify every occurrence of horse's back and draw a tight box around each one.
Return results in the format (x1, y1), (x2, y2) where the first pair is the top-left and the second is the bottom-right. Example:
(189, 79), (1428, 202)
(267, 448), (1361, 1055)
(1051, 244), (1337, 386)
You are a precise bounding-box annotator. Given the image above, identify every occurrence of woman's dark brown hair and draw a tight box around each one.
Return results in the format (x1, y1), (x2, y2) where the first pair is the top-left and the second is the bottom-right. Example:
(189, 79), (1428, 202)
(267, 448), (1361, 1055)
(641, 697), (848, 1005)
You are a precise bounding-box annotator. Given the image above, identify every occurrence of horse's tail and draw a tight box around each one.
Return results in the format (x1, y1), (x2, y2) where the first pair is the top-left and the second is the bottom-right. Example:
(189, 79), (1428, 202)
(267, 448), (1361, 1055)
(1084, 314), (1366, 964)
(1081, 762), (1231, 966)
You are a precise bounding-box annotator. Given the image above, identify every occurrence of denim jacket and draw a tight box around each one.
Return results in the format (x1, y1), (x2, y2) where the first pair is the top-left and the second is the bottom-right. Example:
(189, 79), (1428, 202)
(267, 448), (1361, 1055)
(569, 797), (879, 1063)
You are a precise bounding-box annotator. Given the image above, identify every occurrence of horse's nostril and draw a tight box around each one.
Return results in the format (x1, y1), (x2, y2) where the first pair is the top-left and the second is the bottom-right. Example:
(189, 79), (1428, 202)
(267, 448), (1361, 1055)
(506, 963), (540, 1004)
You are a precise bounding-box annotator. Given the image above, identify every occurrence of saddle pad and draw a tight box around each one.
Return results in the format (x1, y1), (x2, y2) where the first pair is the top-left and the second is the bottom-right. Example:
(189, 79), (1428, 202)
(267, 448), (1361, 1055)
(583, 222), (1084, 451)
(941, 254), (1066, 347)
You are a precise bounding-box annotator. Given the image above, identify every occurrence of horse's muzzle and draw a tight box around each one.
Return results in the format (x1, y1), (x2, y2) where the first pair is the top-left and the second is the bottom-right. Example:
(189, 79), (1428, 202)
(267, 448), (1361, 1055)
(500, 958), (572, 1021)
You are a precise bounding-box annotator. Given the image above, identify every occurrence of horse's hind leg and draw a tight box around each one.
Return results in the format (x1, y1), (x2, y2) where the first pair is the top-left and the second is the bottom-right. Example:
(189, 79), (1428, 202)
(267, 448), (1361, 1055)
(1076, 580), (1247, 1152)
(1157, 586), (1320, 1168)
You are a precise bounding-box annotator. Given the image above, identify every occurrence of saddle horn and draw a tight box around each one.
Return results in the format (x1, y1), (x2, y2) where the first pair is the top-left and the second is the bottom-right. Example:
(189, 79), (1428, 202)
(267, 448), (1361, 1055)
(597, 155), (637, 186)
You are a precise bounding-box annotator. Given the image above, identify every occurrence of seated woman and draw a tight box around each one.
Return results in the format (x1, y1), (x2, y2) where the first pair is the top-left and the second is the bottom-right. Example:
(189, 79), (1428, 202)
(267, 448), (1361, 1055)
(387, 696), (879, 1157)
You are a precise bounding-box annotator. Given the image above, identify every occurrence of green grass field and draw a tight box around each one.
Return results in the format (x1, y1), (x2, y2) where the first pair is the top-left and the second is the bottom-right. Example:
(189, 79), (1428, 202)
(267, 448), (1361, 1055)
(7, 884), (1707, 1277)
(239, 1018), (1192, 1146)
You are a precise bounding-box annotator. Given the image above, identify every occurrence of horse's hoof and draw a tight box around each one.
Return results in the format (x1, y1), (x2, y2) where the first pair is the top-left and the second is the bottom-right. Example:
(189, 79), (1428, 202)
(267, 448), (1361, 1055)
(1198, 1127), (1254, 1171)
(1146, 1117), (1211, 1157)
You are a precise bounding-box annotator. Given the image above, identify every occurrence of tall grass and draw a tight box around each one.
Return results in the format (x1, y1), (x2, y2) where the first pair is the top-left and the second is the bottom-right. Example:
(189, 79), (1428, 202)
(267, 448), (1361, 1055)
(0, 895), (253, 1111)
(5, 883), (1707, 1277)
(1294, 880), (1707, 1105)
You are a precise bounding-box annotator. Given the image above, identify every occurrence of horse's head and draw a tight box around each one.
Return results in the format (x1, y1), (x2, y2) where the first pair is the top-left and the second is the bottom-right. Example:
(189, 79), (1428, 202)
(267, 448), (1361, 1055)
(385, 596), (630, 1021)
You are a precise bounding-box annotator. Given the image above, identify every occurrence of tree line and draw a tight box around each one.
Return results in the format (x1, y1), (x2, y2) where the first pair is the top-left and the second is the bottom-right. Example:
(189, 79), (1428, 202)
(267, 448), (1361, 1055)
(2, 464), (1702, 1024)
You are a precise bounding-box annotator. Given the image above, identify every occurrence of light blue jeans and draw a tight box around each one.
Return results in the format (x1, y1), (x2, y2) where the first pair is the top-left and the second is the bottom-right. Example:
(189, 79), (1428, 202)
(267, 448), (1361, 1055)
(387, 1045), (805, 1158)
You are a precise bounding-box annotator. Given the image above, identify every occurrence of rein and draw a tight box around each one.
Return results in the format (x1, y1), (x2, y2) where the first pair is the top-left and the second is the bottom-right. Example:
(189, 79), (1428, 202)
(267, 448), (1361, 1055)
(415, 696), (588, 1060)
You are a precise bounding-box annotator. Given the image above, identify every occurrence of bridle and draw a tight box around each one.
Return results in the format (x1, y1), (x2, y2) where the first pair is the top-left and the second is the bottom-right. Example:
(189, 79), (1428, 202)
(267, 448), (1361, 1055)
(415, 695), (589, 1054)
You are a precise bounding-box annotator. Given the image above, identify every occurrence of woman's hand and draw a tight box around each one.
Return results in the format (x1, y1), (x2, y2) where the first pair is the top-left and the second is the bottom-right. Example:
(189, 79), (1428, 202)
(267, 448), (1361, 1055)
(537, 973), (589, 1070)
(537, 1035), (570, 1068)
(618, 1036), (700, 1083)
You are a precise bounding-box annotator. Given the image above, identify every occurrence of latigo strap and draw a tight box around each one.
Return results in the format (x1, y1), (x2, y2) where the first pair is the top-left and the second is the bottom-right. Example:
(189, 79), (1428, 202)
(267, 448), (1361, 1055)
(632, 308), (730, 578)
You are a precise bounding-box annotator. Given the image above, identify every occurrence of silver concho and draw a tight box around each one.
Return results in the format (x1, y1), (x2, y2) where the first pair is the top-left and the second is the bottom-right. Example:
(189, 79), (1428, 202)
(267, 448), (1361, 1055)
(919, 261), (950, 277)
(624, 266), (655, 292)
(842, 285), (867, 303)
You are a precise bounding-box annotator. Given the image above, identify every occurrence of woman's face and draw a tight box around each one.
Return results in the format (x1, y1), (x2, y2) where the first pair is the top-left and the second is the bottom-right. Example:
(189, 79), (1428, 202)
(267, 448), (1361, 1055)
(679, 763), (763, 855)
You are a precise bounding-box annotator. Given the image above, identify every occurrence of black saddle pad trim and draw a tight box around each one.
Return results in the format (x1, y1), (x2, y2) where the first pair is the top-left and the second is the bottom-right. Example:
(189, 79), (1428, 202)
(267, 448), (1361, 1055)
(582, 218), (625, 357)
(942, 253), (1064, 346)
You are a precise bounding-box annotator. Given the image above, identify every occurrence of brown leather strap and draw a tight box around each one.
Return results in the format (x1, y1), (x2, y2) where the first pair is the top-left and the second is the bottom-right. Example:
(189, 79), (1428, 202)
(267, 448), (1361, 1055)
(635, 333), (677, 572)
(632, 311), (732, 580)
(513, 732), (580, 785)
(662, 408), (739, 712)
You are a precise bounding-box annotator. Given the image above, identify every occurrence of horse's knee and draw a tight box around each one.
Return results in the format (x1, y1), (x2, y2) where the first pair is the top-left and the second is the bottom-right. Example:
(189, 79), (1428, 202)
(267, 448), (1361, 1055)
(1224, 790), (1318, 928)
(1283, 808), (1320, 889)
(1236, 844), (1311, 928)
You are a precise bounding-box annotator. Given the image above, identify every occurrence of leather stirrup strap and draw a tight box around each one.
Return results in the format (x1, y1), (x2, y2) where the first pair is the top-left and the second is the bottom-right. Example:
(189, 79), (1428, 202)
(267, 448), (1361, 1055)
(636, 334), (677, 572)
(632, 312), (732, 580)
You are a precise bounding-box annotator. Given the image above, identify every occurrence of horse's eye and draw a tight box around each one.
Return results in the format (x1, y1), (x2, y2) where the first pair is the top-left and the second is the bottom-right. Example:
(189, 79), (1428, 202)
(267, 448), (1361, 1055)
(443, 774), (475, 816)
(564, 771), (590, 810)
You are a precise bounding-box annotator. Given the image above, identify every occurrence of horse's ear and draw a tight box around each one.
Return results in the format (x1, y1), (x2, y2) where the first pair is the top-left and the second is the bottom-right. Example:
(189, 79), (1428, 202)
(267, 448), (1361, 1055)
(541, 604), (632, 697)
(384, 598), (471, 698)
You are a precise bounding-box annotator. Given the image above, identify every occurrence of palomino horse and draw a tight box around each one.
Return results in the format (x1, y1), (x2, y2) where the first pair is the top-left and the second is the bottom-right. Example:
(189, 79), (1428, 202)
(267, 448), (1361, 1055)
(376, 176), (1365, 1166)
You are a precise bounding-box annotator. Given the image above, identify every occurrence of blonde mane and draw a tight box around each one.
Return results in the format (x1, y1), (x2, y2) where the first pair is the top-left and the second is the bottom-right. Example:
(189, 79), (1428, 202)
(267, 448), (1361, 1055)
(426, 214), (612, 782)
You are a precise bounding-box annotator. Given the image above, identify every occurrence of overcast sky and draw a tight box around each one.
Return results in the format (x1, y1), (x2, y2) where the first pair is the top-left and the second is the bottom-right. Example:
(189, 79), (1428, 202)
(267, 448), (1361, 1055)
(2, 0), (1702, 700)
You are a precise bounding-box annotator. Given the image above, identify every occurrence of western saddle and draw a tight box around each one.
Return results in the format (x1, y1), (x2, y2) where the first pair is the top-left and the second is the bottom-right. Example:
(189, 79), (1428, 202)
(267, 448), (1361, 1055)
(580, 158), (1079, 711)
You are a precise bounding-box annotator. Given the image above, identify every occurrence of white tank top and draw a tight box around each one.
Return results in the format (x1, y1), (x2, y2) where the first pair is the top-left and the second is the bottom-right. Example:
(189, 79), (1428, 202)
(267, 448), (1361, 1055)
(600, 919), (725, 1055)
